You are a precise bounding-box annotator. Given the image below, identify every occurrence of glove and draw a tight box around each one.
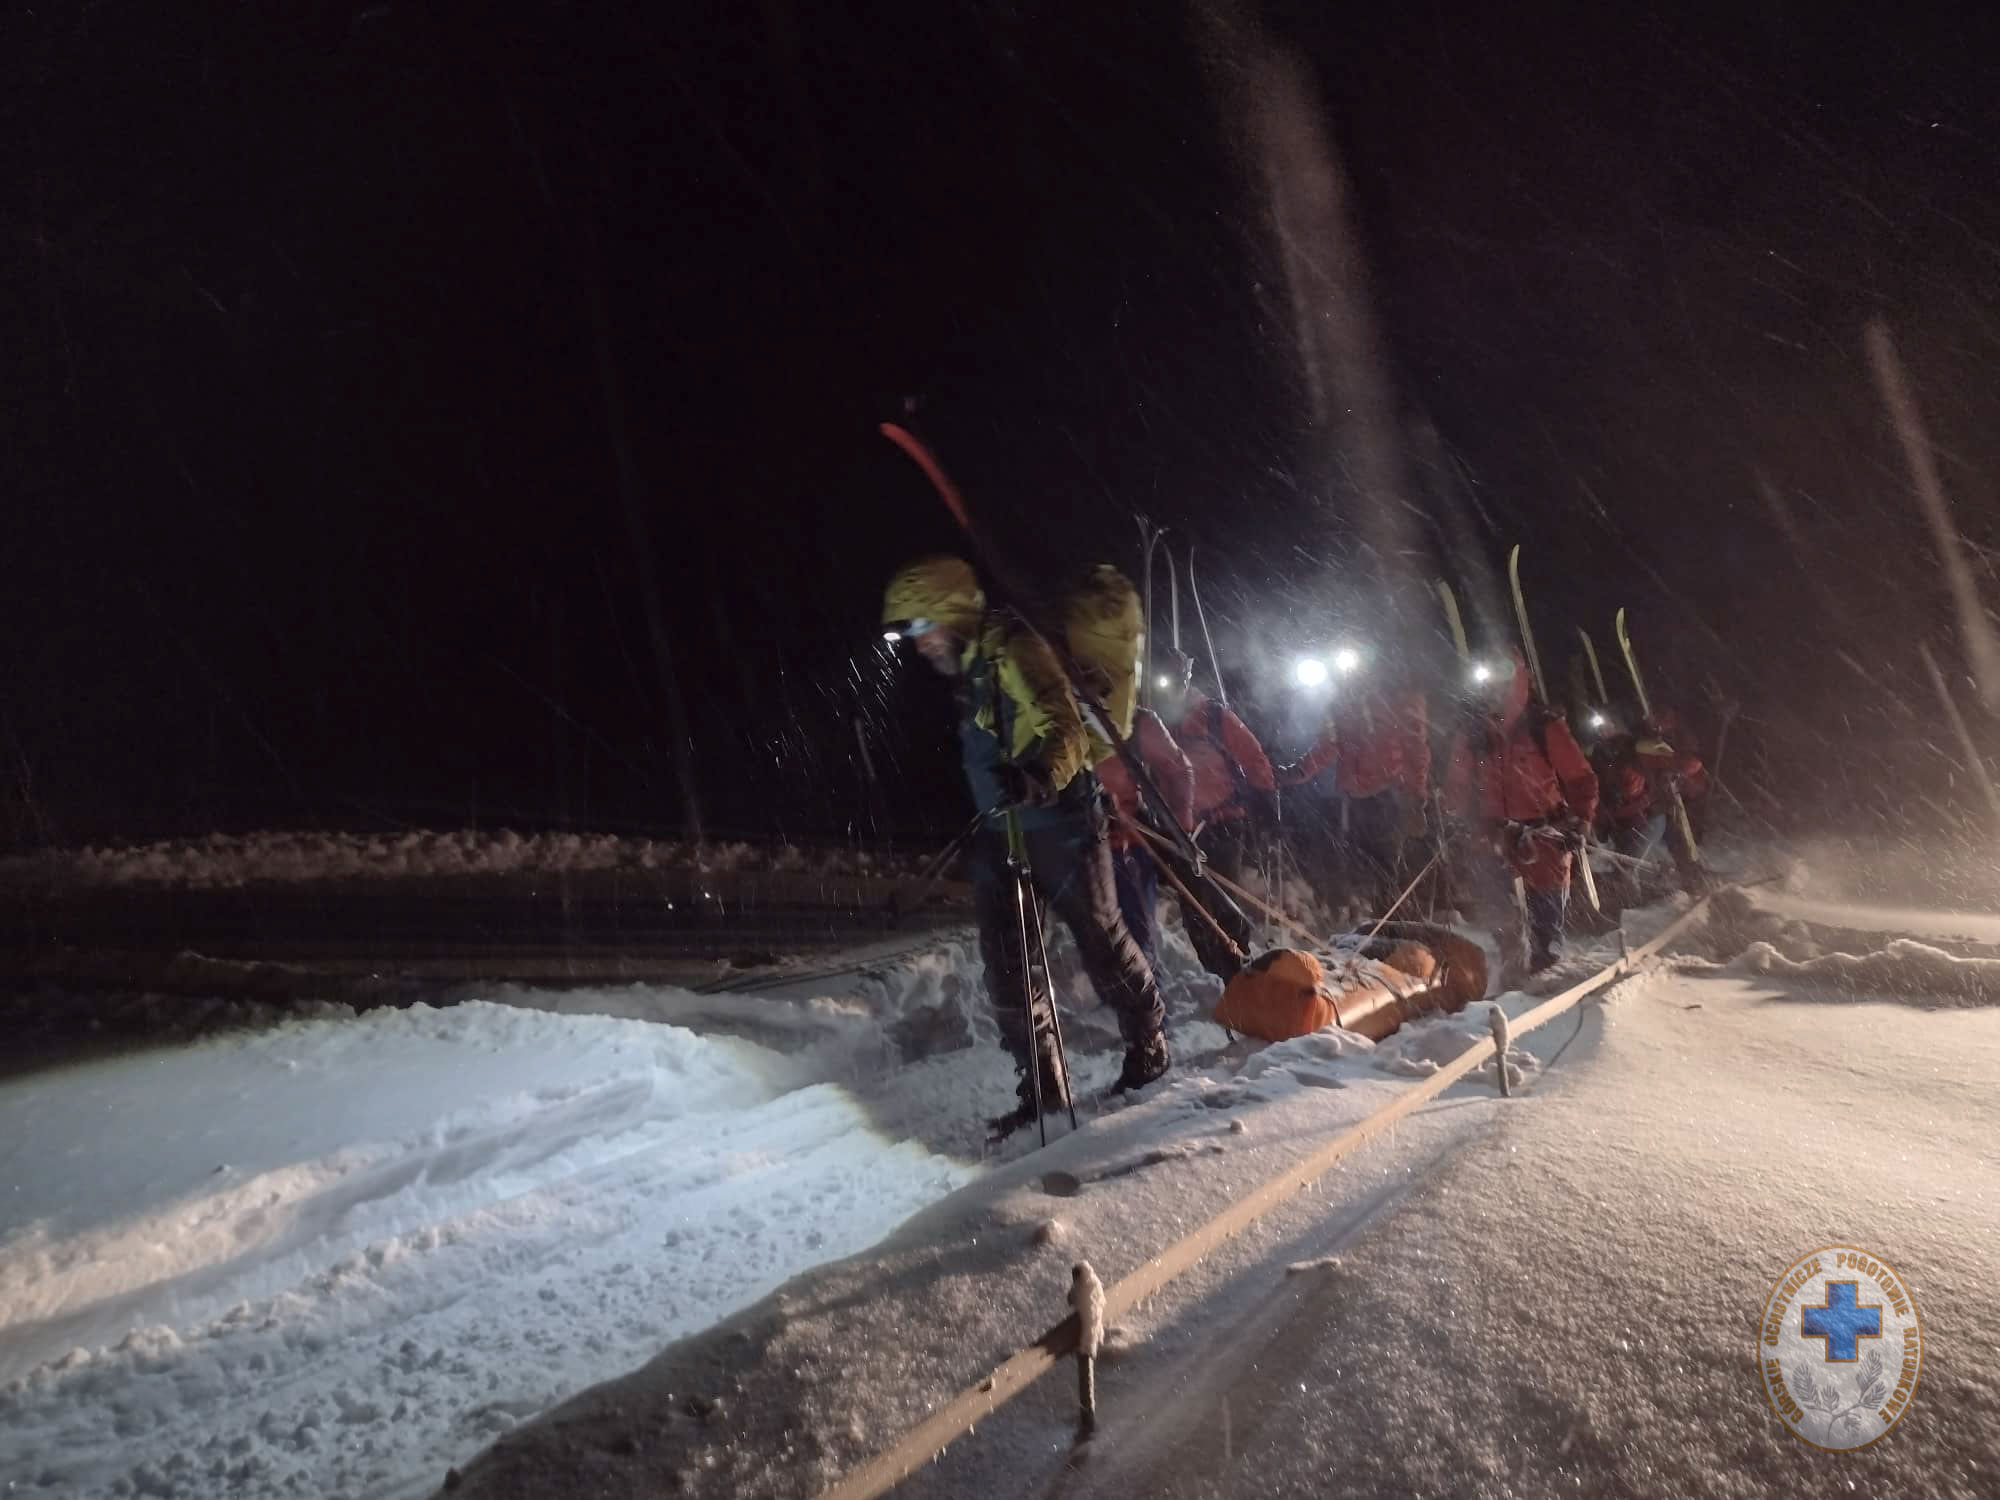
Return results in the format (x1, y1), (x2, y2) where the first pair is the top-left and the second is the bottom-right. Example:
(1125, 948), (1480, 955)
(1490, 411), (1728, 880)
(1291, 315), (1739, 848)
(997, 762), (1057, 810)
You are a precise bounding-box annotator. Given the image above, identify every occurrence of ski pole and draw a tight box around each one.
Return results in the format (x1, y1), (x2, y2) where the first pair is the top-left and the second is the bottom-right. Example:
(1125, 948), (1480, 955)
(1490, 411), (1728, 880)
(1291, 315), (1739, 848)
(1358, 850), (1442, 947)
(1005, 812), (1048, 1148)
(1022, 875), (1079, 1131)
(1586, 843), (1658, 872)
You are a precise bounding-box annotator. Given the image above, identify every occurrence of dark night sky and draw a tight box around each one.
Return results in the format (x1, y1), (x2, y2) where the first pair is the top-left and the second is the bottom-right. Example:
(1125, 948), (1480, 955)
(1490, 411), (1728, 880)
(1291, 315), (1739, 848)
(7, 1), (2000, 846)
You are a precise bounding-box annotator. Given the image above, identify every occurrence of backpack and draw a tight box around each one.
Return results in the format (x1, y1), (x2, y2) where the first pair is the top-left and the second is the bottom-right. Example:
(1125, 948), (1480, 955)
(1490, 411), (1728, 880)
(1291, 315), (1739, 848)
(1063, 565), (1144, 754)
(1201, 696), (1255, 810)
(1484, 703), (1574, 818)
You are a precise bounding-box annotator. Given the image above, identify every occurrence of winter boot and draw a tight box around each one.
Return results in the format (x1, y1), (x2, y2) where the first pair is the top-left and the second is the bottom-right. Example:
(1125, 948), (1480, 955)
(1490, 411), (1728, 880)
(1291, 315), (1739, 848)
(988, 1044), (1073, 1142)
(1113, 1030), (1171, 1094)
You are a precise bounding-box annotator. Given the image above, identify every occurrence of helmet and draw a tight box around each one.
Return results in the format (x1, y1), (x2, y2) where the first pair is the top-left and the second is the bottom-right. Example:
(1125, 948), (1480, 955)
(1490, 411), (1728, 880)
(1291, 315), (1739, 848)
(881, 556), (984, 635)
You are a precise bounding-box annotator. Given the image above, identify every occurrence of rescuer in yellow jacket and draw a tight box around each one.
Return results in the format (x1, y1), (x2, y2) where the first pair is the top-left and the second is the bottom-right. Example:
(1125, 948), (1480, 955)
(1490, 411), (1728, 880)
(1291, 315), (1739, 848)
(883, 556), (1170, 1134)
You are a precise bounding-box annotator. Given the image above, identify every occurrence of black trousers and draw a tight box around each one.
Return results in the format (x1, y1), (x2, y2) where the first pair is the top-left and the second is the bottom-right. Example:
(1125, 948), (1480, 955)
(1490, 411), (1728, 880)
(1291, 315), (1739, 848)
(969, 802), (1167, 1065)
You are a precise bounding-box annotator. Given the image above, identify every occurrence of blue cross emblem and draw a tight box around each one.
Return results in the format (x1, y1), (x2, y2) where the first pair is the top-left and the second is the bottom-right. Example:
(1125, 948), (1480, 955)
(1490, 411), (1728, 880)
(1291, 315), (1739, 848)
(1802, 1281), (1881, 1362)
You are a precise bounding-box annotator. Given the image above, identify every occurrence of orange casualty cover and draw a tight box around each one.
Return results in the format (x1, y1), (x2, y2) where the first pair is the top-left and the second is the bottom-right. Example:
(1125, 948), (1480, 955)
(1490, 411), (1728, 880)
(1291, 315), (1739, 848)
(1213, 949), (1339, 1042)
(1214, 942), (1458, 1044)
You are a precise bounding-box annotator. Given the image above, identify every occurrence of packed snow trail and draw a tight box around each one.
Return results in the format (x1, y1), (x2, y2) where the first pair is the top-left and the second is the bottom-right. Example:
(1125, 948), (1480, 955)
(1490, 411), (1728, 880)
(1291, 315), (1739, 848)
(434, 896), (1998, 1500)
(907, 939), (2000, 1497)
(0, 907), (1241, 1500)
(428, 967), (1555, 1498)
(0, 994), (981, 1499)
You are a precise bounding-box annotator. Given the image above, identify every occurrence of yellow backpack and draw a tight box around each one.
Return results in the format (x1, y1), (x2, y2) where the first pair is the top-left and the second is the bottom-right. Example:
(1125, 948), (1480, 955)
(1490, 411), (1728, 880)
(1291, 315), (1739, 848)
(1063, 565), (1144, 762)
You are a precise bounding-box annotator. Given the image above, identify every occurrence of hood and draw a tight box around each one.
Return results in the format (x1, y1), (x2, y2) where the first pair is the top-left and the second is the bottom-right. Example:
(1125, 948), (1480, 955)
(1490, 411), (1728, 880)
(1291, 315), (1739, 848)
(881, 555), (984, 636)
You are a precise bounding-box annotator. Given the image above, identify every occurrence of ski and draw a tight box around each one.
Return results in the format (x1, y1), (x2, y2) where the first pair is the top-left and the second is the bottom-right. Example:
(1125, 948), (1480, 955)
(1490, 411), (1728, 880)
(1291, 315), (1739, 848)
(1577, 627), (1609, 704)
(1511, 546), (1601, 914)
(1612, 608), (1648, 711)
(1137, 516), (1167, 709)
(1436, 579), (1470, 664)
(1614, 607), (1705, 878)
(1189, 545), (1229, 705)
(1506, 545), (1549, 702)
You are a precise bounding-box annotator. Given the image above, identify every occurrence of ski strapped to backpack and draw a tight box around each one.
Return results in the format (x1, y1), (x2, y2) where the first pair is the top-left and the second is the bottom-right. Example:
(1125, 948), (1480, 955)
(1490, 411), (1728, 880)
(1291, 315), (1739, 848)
(1508, 544), (1601, 913)
(1436, 578), (1470, 664)
(1507, 545), (1549, 706)
(1188, 544), (1229, 706)
(1614, 607), (1704, 872)
(1577, 627), (1609, 704)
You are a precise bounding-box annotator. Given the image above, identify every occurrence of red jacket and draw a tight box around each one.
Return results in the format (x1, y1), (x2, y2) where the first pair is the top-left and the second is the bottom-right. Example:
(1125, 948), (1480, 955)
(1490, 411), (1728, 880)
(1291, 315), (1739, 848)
(1601, 715), (1707, 829)
(1174, 693), (1276, 824)
(1443, 659), (1600, 827)
(1642, 710), (1709, 802)
(1095, 708), (1195, 850)
(1443, 662), (1599, 890)
(1278, 685), (1431, 800)
(1599, 739), (1653, 826)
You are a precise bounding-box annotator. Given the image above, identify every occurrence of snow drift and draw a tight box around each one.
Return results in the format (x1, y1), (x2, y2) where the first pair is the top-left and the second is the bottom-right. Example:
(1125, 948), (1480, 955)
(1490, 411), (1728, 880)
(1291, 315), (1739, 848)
(0, 828), (929, 891)
(0, 994), (974, 1500)
(1734, 936), (2000, 1006)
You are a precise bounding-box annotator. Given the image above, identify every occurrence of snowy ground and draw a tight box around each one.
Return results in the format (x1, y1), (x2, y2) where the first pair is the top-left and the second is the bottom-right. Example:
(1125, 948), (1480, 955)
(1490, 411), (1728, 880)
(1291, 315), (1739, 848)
(9, 833), (1995, 1499)
(908, 951), (2000, 1499)
(0, 991), (980, 1499)
(436, 872), (1999, 1500)
(0, 908), (1232, 1499)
